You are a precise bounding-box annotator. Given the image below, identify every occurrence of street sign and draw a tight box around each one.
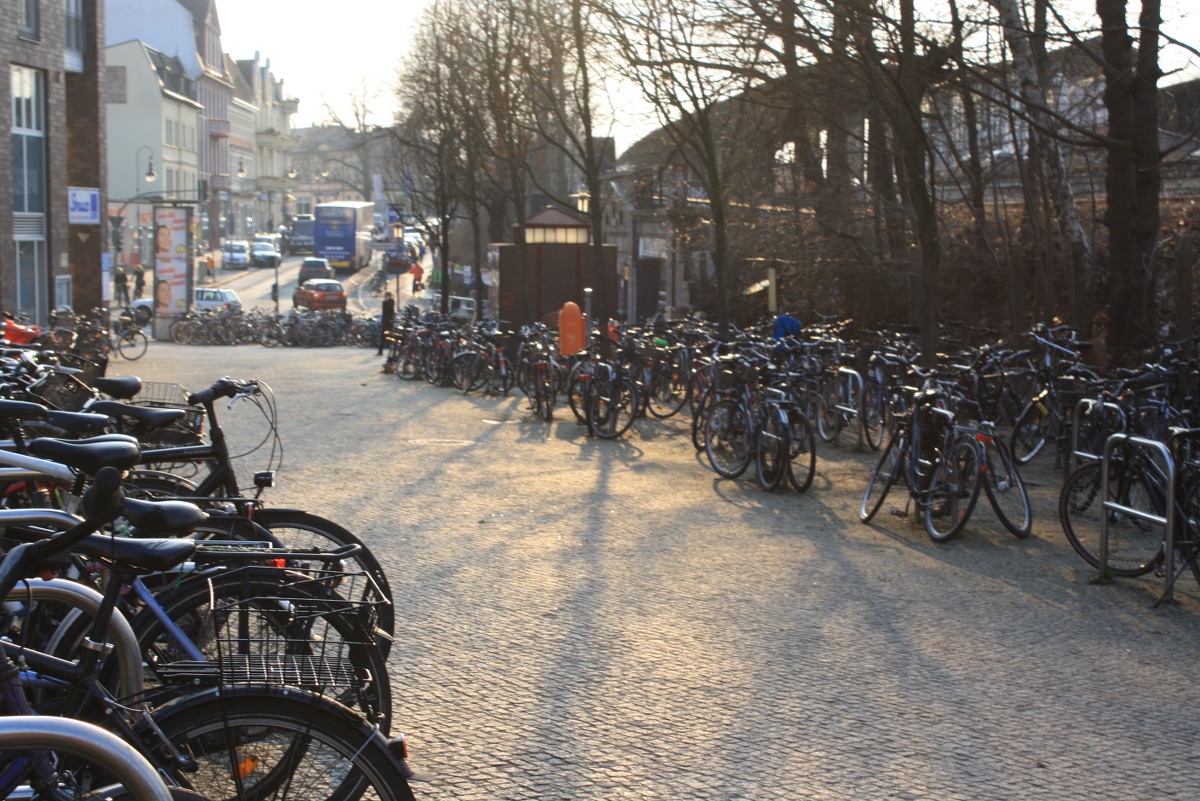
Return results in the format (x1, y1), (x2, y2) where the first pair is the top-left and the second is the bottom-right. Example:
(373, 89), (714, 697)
(68, 187), (101, 225)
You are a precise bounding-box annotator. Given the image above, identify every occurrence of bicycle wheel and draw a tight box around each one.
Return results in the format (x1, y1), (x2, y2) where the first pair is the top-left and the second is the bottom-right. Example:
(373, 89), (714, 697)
(1010, 398), (1053, 464)
(449, 352), (476, 392)
(981, 437), (1032, 538)
(816, 378), (842, 444)
(860, 377), (886, 451)
(755, 407), (789, 491)
(860, 432), (901, 523)
(116, 329), (149, 360)
(143, 685), (415, 801)
(923, 438), (982, 542)
(1059, 461), (1164, 576)
(786, 411), (817, 493)
(587, 379), (635, 439)
(131, 567), (392, 734)
(690, 386), (716, 451)
(647, 358), (689, 419)
(704, 399), (751, 479)
(397, 343), (421, 380)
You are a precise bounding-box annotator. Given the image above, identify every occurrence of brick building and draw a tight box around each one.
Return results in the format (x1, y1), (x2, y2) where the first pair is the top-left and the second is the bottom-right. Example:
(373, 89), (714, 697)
(3, 0), (107, 320)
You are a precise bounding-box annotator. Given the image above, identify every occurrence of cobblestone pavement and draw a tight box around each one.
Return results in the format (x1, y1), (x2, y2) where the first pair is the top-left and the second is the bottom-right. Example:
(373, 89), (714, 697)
(119, 344), (1200, 800)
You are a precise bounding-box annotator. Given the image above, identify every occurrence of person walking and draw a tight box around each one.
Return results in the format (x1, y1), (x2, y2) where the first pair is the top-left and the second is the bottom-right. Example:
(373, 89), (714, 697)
(113, 267), (130, 307)
(377, 291), (396, 356)
(133, 267), (146, 300)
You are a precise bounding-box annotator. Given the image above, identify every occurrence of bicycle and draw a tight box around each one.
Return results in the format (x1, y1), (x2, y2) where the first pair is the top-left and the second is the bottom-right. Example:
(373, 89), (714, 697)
(0, 471), (418, 801)
(860, 386), (982, 542)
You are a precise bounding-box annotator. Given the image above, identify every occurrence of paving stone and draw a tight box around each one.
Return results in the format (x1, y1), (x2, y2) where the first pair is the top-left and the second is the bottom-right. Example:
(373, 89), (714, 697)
(120, 344), (1200, 800)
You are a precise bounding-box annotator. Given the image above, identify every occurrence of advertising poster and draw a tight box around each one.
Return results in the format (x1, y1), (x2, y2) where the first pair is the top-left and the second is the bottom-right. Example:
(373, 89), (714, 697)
(154, 207), (191, 317)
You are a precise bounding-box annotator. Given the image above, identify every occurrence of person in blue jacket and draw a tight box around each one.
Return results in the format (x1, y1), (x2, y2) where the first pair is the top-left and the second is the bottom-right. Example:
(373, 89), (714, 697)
(773, 310), (801, 340)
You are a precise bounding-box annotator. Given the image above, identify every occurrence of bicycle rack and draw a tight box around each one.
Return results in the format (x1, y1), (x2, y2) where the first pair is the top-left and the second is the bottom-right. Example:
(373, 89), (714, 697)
(832, 367), (864, 416)
(1098, 433), (1176, 602)
(1160, 428), (1200, 604)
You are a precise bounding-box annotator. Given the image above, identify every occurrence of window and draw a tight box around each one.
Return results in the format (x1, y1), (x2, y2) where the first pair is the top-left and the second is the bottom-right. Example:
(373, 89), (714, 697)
(18, 0), (40, 39)
(65, 0), (85, 54)
(12, 66), (46, 214)
(12, 66), (46, 323)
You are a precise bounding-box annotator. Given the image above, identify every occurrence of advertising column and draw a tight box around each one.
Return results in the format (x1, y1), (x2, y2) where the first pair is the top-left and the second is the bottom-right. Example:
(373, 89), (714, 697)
(153, 207), (192, 340)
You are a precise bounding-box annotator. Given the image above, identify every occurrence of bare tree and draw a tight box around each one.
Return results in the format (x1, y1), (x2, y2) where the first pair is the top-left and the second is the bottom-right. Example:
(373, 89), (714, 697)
(393, 0), (472, 320)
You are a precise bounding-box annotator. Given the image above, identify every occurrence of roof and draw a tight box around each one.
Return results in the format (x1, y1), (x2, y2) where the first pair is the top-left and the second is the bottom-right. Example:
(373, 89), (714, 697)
(523, 206), (589, 227)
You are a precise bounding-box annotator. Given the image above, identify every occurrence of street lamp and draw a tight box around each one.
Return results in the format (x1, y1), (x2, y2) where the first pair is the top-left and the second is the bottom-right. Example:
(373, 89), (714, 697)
(237, 159), (247, 178)
(136, 145), (157, 189)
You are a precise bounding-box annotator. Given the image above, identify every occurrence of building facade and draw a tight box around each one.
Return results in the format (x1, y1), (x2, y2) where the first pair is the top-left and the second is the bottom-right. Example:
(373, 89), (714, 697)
(3, 0), (107, 321)
(105, 39), (201, 272)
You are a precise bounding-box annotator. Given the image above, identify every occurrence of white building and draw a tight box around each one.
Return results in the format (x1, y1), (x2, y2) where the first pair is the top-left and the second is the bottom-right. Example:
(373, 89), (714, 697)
(105, 40), (202, 270)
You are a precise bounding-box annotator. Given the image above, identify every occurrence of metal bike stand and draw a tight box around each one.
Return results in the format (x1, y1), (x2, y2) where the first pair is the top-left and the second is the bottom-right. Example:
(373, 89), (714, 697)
(832, 366), (864, 444)
(1098, 433), (1175, 601)
(1159, 427), (1200, 604)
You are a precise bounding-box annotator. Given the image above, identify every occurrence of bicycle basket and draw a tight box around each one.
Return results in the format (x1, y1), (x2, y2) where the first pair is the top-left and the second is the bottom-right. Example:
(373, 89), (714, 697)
(28, 372), (95, 411)
(157, 566), (387, 696)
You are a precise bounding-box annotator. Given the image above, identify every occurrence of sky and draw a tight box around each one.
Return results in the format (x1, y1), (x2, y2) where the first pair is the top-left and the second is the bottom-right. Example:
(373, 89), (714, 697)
(218, 0), (1200, 152)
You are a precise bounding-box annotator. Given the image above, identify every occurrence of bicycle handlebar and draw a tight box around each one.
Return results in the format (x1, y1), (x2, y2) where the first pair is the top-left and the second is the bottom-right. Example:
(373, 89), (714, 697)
(187, 377), (259, 406)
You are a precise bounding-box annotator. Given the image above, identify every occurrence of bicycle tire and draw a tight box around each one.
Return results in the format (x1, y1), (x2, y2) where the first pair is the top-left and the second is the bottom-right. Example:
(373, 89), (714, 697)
(704, 399), (750, 479)
(141, 685), (415, 801)
(1059, 461), (1164, 576)
(755, 407), (789, 491)
(981, 438), (1032, 538)
(860, 432), (901, 523)
(786, 411), (817, 493)
(646, 358), (689, 419)
(860, 377), (885, 451)
(566, 376), (589, 423)
(116, 329), (149, 360)
(816, 378), (842, 444)
(1010, 398), (1052, 464)
(130, 567), (392, 734)
(690, 386), (716, 451)
(923, 438), (981, 542)
(396, 344), (421, 380)
(587, 379), (635, 439)
(449, 352), (476, 392)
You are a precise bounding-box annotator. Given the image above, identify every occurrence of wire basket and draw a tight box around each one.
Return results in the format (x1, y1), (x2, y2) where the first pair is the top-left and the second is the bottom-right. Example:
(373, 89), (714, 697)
(28, 371), (96, 412)
(127, 381), (205, 447)
(155, 565), (389, 723)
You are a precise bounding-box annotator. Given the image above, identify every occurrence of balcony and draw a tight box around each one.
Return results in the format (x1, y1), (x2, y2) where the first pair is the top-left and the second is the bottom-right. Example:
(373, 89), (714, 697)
(280, 98), (299, 115)
(207, 119), (231, 138)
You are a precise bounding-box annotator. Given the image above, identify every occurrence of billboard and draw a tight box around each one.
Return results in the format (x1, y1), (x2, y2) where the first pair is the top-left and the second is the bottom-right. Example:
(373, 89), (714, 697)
(154, 207), (191, 317)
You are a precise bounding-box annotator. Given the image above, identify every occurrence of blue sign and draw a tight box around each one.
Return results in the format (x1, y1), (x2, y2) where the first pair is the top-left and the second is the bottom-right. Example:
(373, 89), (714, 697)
(68, 187), (100, 225)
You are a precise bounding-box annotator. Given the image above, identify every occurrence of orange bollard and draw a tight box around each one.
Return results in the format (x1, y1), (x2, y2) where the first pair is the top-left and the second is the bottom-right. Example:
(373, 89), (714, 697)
(560, 301), (585, 355)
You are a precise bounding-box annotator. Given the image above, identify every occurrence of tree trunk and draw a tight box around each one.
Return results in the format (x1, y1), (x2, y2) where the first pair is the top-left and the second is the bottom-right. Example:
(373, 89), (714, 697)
(989, 0), (1095, 336)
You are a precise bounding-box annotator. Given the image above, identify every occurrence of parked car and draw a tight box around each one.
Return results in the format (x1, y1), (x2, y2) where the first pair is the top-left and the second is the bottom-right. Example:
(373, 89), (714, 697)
(223, 240), (250, 269)
(448, 296), (476, 323)
(250, 241), (281, 268)
(293, 279), (347, 310)
(130, 287), (242, 323)
(298, 257), (334, 284)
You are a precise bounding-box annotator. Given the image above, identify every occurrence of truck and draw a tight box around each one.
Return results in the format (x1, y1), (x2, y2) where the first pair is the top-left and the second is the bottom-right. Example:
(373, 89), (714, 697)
(287, 214), (315, 254)
(313, 202), (374, 274)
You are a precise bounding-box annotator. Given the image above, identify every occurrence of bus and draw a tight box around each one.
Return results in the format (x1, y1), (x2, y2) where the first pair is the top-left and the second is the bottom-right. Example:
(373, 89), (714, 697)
(287, 214), (315, 254)
(313, 201), (374, 274)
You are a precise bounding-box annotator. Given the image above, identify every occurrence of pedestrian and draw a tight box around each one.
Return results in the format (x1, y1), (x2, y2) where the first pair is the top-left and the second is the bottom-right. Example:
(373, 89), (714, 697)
(114, 268), (130, 307)
(377, 291), (396, 357)
(133, 267), (146, 300)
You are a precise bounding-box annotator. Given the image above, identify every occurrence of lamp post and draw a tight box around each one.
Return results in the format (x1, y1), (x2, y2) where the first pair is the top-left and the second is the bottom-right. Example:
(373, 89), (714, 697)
(131, 146), (157, 270)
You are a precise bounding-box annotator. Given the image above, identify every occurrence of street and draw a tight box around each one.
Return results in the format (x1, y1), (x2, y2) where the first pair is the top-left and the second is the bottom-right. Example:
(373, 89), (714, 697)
(112, 343), (1200, 800)
(198, 248), (422, 318)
